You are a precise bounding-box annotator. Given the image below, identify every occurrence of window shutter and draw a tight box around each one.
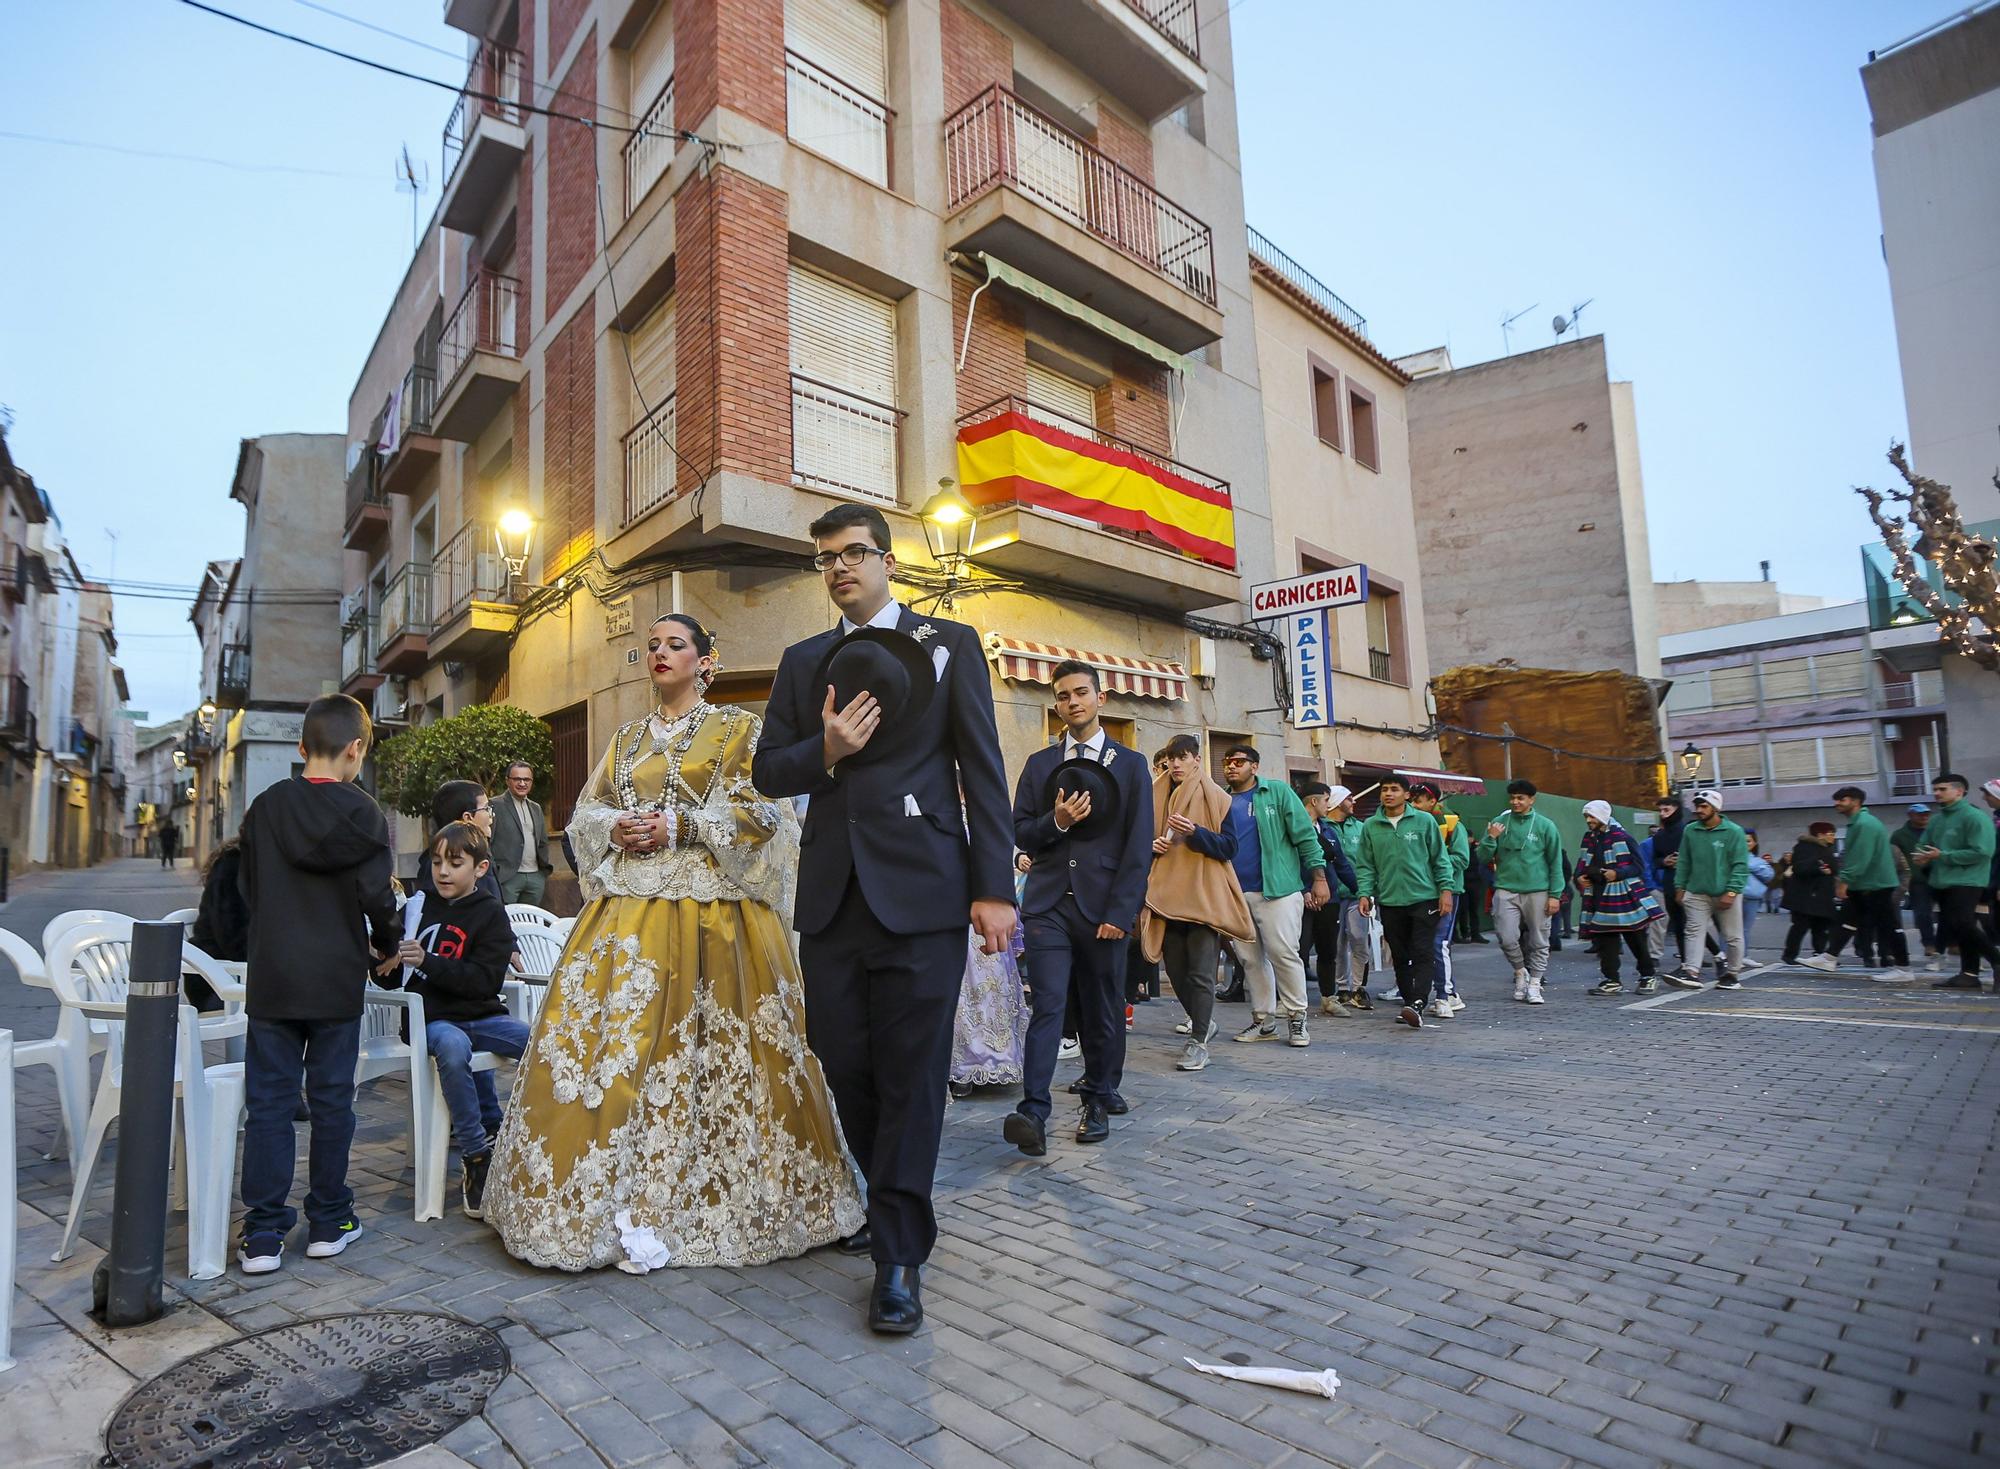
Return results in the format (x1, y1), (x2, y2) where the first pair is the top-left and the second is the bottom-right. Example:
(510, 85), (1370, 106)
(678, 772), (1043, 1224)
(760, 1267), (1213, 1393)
(789, 265), (896, 401)
(785, 0), (887, 98)
(1709, 665), (1758, 708)
(632, 2), (675, 110)
(789, 263), (898, 501)
(1025, 361), (1097, 429)
(1716, 744), (1763, 785)
(628, 296), (676, 402)
(1769, 739), (1821, 784)
(1758, 656), (1812, 703)
(1812, 649), (1867, 695)
(1819, 734), (1877, 778)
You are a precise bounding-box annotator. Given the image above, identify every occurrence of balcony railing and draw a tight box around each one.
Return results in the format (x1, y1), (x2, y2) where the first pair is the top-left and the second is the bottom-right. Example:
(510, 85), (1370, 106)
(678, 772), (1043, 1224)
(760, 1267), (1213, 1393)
(434, 520), (516, 626)
(440, 269), (523, 387)
(381, 564), (433, 647)
(443, 42), (525, 182)
(1248, 225), (1369, 339)
(1369, 648), (1393, 682)
(1120, 0), (1201, 62)
(345, 447), (386, 525)
(218, 643), (251, 706)
(1890, 768), (1931, 797)
(792, 375), (902, 504)
(399, 361), (438, 440)
(623, 74), (676, 214)
(623, 393), (680, 524)
(944, 85), (1216, 306)
(341, 617), (378, 685)
(786, 50), (891, 187)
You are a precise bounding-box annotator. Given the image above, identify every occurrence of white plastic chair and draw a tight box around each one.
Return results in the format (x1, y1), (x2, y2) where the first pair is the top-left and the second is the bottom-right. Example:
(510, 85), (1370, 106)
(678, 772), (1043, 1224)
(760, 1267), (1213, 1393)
(353, 985), (443, 1222)
(0, 929), (89, 1169)
(1, 1027), (15, 1371)
(46, 924), (247, 1281)
(505, 904), (558, 929)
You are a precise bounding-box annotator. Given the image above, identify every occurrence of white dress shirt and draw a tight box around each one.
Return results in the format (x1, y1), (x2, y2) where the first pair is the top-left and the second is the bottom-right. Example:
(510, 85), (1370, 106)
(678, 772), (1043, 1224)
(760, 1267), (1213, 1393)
(840, 599), (905, 635)
(1063, 729), (1109, 764)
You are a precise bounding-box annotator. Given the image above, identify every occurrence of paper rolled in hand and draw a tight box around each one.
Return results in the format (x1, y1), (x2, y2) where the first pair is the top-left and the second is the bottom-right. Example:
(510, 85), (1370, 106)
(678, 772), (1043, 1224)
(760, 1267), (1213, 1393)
(1185, 1358), (1341, 1400)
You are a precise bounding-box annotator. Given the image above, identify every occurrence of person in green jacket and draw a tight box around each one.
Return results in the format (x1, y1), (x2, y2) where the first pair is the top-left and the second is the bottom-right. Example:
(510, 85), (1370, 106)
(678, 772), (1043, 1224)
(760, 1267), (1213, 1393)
(1800, 787), (1910, 979)
(1325, 787), (1377, 1010)
(1476, 780), (1566, 1004)
(1912, 771), (2000, 990)
(1411, 782), (1470, 1019)
(1673, 789), (1750, 988)
(1887, 805), (1939, 960)
(1352, 776), (1455, 1030)
(1219, 746), (1329, 1047)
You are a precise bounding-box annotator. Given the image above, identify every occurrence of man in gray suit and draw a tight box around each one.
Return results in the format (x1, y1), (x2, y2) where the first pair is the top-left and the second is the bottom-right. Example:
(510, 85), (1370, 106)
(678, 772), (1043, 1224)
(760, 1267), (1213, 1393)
(491, 760), (551, 906)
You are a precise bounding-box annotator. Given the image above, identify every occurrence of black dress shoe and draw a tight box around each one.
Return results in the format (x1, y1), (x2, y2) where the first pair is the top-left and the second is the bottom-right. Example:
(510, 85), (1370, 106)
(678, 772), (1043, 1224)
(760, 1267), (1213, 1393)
(1076, 1100), (1109, 1144)
(1002, 1109), (1047, 1157)
(1933, 973), (1982, 989)
(869, 1264), (922, 1334)
(1103, 1094), (1129, 1116)
(837, 1226), (872, 1256)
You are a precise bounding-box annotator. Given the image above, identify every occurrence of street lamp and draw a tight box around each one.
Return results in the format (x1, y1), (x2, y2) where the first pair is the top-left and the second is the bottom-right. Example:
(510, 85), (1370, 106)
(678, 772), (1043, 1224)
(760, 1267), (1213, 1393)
(1678, 742), (1704, 784)
(495, 507), (537, 580)
(198, 699), (217, 722)
(919, 480), (978, 609)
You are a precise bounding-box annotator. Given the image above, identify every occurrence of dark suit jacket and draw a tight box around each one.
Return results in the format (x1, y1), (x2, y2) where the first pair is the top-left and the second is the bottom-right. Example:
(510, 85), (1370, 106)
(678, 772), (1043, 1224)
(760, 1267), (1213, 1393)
(491, 794), (550, 878)
(1013, 737), (1156, 930)
(753, 605), (1014, 937)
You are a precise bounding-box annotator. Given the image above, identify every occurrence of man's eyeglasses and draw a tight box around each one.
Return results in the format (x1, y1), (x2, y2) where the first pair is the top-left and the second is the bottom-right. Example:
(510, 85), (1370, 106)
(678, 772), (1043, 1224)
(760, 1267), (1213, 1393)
(1222, 756), (1251, 766)
(811, 545), (888, 572)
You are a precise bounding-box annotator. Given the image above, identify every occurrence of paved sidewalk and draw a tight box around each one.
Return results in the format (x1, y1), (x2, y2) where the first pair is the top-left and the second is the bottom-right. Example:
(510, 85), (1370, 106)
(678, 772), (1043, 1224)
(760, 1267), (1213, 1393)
(6, 869), (1998, 1467)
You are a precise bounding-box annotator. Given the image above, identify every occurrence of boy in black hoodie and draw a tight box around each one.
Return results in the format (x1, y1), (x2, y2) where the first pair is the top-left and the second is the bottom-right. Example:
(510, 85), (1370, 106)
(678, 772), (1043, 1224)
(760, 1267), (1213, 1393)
(391, 821), (525, 1219)
(236, 695), (400, 1273)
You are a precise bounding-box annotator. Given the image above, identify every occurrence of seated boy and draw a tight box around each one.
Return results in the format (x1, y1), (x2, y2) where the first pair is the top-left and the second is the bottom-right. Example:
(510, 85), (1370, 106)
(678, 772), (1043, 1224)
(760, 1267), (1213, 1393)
(237, 694), (400, 1273)
(392, 821), (528, 1219)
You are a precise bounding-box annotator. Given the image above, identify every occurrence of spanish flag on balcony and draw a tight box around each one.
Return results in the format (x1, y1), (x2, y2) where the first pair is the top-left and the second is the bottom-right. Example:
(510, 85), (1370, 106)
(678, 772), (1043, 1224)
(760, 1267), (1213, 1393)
(956, 408), (1236, 571)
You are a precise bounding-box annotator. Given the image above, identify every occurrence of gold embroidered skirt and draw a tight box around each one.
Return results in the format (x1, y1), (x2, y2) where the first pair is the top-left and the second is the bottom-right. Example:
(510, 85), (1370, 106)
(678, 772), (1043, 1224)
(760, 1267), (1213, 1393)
(484, 893), (866, 1271)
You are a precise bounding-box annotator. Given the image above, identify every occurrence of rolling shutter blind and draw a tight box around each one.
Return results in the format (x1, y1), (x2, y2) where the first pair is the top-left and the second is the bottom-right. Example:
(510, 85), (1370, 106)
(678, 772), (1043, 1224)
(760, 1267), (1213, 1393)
(1820, 734), (1877, 778)
(1716, 744), (1762, 785)
(1708, 665), (1758, 708)
(789, 265), (896, 401)
(632, 3), (675, 110)
(629, 296), (676, 402)
(1025, 361), (1097, 428)
(1759, 656), (1812, 703)
(1813, 649), (1867, 695)
(785, 0), (886, 98)
(1769, 739), (1821, 784)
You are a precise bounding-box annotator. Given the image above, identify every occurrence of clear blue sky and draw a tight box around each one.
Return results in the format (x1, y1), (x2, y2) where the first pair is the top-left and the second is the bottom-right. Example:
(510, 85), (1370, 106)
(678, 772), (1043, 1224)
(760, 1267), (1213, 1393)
(1, 0), (1944, 721)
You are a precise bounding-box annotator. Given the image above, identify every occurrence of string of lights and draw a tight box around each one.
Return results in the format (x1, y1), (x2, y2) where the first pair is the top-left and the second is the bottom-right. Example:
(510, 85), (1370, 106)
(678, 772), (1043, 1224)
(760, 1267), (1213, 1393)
(1857, 442), (1999, 670)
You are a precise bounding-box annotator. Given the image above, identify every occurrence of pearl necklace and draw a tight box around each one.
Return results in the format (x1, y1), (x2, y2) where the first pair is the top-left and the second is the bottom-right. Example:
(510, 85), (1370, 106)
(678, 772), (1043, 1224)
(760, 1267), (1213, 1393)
(649, 700), (708, 760)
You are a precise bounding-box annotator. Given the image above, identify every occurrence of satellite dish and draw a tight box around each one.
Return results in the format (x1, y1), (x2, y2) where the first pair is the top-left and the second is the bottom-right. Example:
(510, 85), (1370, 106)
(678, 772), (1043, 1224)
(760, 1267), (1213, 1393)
(1552, 314), (1569, 336)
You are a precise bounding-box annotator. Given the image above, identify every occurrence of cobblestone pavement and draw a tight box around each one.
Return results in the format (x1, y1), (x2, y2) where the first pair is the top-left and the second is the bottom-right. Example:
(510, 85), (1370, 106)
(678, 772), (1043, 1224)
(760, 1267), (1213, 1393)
(5, 863), (1998, 1467)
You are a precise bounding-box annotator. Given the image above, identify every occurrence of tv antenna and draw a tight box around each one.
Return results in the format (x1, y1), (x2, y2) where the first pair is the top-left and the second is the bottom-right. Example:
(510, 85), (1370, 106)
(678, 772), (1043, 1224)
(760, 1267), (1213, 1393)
(1500, 302), (1538, 357)
(1552, 298), (1594, 341)
(396, 146), (429, 249)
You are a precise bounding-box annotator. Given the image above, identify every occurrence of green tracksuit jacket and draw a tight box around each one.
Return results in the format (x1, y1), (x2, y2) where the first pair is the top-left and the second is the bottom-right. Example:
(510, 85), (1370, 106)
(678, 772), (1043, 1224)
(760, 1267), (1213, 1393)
(1837, 807), (1896, 893)
(1476, 808), (1565, 893)
(1353, 808), (1454, 906)
(1923, 799), (1997, 890)
(1675, 818), (1749, 896)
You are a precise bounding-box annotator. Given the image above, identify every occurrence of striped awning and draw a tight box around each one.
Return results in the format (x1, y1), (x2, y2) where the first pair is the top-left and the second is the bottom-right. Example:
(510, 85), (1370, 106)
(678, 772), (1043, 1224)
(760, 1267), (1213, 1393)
(985, 633), (1188, 702)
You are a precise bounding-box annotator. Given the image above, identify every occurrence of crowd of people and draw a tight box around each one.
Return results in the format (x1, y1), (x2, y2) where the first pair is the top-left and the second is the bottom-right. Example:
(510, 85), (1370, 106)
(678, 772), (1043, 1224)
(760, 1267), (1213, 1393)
(190, 501), (2000, 1340)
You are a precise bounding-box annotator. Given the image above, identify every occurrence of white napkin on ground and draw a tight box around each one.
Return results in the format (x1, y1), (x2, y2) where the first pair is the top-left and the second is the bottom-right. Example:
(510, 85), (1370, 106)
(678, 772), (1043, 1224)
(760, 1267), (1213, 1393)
(615, 1210), (671, 1273)
(1185, 1358), (1341, 1400)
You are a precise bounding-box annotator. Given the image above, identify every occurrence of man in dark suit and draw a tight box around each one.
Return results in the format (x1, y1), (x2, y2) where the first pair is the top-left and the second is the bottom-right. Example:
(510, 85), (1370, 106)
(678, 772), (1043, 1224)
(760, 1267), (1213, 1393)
(490, 761), (552, 906)
(1005, 662), (1155, 1155)
(753, 502), (1015, 1337)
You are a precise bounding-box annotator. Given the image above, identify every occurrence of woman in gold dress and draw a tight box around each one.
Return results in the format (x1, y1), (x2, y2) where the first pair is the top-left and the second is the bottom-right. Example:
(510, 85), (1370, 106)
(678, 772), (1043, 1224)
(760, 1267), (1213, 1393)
(484, 613), (866, 1271)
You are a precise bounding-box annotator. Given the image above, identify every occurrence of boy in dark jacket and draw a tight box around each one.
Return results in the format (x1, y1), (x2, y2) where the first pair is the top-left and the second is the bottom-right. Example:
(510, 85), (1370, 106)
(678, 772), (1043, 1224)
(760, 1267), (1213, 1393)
(236, 695), (400, 1274)
(392, 821), (526, 1219)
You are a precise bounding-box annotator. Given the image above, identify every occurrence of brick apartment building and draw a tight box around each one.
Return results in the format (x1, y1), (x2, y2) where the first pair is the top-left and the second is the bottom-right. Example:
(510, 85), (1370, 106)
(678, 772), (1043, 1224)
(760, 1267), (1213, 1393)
(340, 0), (1317, 874)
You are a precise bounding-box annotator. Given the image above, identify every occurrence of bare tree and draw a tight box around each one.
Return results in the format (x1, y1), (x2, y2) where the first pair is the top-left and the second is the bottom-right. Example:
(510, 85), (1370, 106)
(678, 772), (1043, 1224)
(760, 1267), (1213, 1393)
(1857, 443), (1999, 670)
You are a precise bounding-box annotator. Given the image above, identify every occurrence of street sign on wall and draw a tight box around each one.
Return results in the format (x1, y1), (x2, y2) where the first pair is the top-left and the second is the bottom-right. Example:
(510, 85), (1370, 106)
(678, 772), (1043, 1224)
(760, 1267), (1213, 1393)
(1249, 564), (1368, 621)
(1287, 610), (1331, 729)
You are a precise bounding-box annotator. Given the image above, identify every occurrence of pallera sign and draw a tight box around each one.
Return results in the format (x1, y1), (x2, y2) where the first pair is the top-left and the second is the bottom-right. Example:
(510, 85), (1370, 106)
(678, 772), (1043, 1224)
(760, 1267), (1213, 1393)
(1248, 565), (1368, 620)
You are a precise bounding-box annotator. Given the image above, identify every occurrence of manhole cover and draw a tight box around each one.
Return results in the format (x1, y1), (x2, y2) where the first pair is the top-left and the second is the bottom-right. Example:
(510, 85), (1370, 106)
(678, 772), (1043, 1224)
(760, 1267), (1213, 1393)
(104, 1311), (509, 1469)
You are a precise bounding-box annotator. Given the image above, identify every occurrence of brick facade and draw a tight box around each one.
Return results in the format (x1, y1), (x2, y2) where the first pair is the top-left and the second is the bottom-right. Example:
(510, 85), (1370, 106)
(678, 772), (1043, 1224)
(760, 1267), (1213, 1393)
(1092, 106), (1154, 186)
(1102, 355), (1173, 457)
(546, 31), (598, 312)
(550, 0), (590, 59)
(941, 0), (1012, 112)
(951, 270), (1028, 418)
(678, 0), (785, 139)
(543, 302), (597, 574)
(674, 167), (793, 492)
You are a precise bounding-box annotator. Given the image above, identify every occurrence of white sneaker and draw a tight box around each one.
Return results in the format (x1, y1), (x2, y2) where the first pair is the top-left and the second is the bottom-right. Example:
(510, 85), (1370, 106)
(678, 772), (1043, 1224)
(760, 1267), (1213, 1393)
(1426, 998), (1452, 1019)
(1173, 1019), (1192, 1035)
(1057, 1037), (1082, 1061)
(1798, 953), (1839, 972)
(1447, 994), (1467, 1013)
(1924, 956), (1945, 973)
(1524, 980), (1545, 1005)
(1176, 1041), (1210, 1071)
(1512, 970), (1529, 1001)
(1872, 968), (1916, 984)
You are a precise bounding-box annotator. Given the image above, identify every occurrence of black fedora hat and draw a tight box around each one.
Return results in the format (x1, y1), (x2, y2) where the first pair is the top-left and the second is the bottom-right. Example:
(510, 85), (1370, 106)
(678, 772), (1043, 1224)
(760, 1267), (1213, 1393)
(1043, 755), (1121, 840)
(812, 626), (936, 764)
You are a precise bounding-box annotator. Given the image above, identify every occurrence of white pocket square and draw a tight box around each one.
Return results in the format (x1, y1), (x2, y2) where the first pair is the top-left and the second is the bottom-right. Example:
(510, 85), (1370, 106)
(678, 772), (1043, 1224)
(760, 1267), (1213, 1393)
(933, 645), (950, 681)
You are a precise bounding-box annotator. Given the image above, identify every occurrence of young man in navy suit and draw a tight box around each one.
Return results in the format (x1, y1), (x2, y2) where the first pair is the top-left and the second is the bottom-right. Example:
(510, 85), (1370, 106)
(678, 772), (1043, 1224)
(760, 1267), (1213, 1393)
(1005, 661), (1156, 1155)
(753, 502), (1015, 1336)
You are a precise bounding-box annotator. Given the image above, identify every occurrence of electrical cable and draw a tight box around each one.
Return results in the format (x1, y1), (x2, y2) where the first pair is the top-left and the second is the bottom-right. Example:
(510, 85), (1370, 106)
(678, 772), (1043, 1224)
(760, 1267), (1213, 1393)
(0, 127), (381, 180)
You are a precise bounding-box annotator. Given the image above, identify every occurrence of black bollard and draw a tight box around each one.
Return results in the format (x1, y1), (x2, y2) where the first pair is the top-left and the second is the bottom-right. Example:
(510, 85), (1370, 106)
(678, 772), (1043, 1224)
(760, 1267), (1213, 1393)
(91, 920), (184, 1328)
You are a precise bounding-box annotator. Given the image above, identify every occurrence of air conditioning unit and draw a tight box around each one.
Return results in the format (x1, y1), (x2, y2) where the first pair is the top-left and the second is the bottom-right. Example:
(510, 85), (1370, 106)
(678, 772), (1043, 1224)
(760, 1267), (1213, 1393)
(1882, 723), (1902, 742)
(373, 680), (410, 727)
